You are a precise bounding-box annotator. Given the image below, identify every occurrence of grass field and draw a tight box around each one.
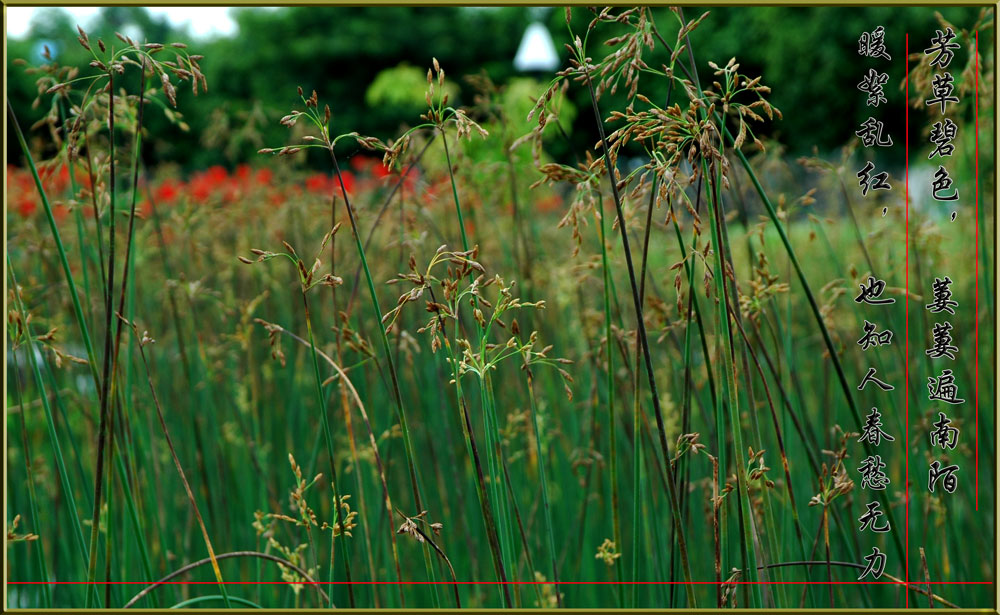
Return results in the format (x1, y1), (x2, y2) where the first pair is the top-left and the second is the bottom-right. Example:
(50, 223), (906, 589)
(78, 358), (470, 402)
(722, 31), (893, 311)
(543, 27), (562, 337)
(5, 8), (996, 610)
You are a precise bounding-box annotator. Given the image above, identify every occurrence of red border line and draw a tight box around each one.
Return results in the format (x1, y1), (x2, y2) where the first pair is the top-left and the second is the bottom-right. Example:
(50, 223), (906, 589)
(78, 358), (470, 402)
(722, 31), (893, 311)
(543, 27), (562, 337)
(10, 27), (991, 607)
(904, 31), (910, 609)
(6, 581), (996, 586)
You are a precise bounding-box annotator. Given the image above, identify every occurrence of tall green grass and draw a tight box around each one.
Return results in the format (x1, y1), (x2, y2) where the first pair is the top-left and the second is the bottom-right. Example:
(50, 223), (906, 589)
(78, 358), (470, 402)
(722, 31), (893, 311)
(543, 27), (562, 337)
(5, 9), (994, 610)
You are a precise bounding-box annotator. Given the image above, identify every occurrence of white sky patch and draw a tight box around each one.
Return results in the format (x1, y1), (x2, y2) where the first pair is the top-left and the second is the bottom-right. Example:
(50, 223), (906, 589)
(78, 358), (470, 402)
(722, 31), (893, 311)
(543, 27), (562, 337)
(6, 6), (246, 39)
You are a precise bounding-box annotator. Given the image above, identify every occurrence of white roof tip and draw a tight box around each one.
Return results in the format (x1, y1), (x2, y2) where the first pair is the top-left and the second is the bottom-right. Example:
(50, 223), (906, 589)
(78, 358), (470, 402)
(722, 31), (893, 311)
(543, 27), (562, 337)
(514, 22), (559, 72)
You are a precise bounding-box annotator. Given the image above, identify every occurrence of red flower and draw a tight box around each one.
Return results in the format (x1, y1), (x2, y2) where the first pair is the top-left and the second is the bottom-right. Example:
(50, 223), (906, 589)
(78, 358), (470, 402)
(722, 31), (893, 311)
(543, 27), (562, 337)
(206, 165), (228, 184)
(190, 177), (213, 202)
(372, 161), (392, 180)
(74, 167), (91, 190)
(255, 168), (273, 185)
(52, 204), (69, 224)
(17, 196), (37, 218)
(335, 170), (355, 194)
(306, 173), (331, 194)
(155, 179), (181, 203)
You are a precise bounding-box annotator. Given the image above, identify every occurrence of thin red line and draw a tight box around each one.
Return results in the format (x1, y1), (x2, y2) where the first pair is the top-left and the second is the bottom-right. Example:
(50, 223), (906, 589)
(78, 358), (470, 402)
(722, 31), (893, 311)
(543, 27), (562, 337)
(974, 29), (980, 511)
(6, 581), (995, 586)
(904, 31), (910, 610)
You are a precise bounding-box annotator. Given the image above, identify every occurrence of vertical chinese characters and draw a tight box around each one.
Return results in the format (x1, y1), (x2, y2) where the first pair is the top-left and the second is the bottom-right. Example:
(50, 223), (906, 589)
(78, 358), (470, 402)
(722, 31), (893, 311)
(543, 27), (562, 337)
(854, 25), (897, 581)
(922, 27), (964, 501)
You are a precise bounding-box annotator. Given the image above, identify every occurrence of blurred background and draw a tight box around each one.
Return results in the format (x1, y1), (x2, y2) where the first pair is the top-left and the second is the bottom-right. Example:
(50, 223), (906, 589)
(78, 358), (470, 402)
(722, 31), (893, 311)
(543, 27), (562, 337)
(6, 5), (987, 171)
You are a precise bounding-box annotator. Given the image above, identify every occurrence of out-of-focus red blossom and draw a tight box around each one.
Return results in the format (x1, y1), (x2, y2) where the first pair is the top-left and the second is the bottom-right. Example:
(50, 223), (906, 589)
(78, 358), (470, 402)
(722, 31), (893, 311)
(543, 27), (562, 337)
(190, 177), (213, 202)
(351, 155), (393, 182)
(185, 165), (229, 203)
(155, 179), (182, 203)
(17, 197), (37, 218)
(74, 167), (91, 190)
(306, 170), (355, 195)
(206, 165), (228, 184)
(337, 170), (355, 194)
(8, 160), (455, 225)
(222, 181), (240, 203)
(306, 173), (331, 194)
(51, 204), (69, 223)
(8, 164), (76, 220)
(35, 162), (70, 195)
(372, 163), (392, 180)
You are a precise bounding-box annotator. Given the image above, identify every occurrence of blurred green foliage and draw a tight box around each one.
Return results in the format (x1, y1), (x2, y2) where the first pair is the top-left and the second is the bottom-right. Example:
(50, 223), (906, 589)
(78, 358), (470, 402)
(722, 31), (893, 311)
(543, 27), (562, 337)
(365, 63), (458, 112)
(6, 5), (987, 170)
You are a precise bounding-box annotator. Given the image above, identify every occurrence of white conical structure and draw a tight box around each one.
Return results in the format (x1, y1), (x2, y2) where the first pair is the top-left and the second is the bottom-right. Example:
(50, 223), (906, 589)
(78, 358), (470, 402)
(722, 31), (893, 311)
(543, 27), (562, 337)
(514, 22), (559, 72)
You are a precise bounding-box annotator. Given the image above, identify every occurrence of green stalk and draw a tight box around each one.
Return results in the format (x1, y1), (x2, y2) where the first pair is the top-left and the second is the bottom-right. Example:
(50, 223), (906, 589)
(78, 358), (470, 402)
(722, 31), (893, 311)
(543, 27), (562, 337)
(301, 289), (354, 608)
(731, 143), (908, 570)
(595, 193), (625, 607)
(327, 182), (378, 606)
(703, 153), (762, 607)
(59, 102), (99, 335)
(441, 131), (471, 253)
(661, 10), (910, 589)
(478, 370), (517, 603)
(716, 173), (783, 606)
(145, 180), (218, 538)
(524, 368), (562, 607)
(441, 127), (516, 601)
(7, 101), (100, 387)
(7, 256), (98, 606)
(495, 424), (544, 608)
(432, 290), (511, 607)
(457, 391), (513, 608)
(10, 345), (52, 607)
(130, 325), (231, 608)
(583, 73), (696, 606)
(103, 70), (147, 606)
(327, 147), (436, 598)
(85, 67), (118, 608)
(103, 397), (117, 607)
